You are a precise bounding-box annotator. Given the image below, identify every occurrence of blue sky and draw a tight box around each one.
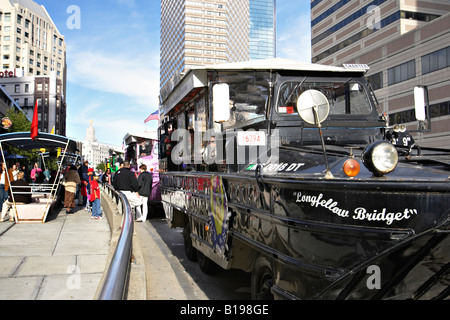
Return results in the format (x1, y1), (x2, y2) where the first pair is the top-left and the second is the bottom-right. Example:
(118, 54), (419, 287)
(41, 0), (311, 146)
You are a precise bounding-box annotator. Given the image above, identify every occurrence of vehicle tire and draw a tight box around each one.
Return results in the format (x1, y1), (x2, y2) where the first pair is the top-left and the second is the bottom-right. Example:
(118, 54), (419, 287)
(197, 251), (217, 275)
(251, 255), (275, 300)
(183, 222), (197, 261)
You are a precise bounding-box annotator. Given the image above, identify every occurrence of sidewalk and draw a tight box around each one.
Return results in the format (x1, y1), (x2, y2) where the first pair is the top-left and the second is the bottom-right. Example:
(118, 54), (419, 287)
(0, 207), (110, 300)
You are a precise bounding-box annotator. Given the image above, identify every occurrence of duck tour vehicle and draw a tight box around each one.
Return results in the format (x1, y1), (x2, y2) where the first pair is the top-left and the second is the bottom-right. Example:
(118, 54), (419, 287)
(158, 58), (450, 300)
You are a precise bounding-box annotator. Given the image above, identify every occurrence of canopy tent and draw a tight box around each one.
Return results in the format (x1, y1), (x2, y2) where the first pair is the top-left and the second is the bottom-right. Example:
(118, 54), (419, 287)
(0, 132), (77, 151)
(5, 154), (26, 159)
(0, 132), (78, 224)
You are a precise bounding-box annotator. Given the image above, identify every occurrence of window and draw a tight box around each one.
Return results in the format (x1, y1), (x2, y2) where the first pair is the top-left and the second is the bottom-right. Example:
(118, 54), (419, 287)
(389, 100), (450, 124)
(15, 84), (20, 93)
(216, 71), (271, 129)
(367, 72), (383, 90)
(277, 81), (373, 116)
(388, 60), (415, 85)
(422, 47), (450, 75)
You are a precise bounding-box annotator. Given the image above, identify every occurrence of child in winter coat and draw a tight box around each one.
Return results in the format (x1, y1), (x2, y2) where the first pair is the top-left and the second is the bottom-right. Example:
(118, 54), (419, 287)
(90, 174), (102, 219)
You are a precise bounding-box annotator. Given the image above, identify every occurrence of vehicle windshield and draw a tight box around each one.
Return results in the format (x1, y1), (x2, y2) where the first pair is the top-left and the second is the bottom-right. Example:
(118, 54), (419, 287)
(277, 81), (372, 117)
(215, 71), (271, 129)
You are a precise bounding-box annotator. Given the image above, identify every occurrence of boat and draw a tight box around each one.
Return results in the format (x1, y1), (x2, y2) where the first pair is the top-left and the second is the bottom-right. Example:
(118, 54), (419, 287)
(159, 58), (450, 300)
(0, 132), (78, 224)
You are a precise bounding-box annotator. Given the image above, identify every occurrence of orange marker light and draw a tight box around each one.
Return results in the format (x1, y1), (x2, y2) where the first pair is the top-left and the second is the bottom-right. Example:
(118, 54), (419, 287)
(343, 159), (360, 177)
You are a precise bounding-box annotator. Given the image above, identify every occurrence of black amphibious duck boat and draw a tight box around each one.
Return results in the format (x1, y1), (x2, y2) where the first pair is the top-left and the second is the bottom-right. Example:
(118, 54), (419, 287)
(158, 59), (450, 300)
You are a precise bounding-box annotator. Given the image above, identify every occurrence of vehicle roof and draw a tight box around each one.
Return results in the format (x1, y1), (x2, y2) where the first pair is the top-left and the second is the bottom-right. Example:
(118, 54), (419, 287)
(160, 58), (368, 116)
(123, 130), (158, 145)
(189, 58), (367, 73)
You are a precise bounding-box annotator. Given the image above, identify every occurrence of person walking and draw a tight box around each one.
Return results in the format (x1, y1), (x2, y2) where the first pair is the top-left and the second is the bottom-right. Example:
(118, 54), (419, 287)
(135, 164), (153, 222)
(85, 168), (94, 212)
(0, 171), (31, 222)
(63, 165), (81, 214)
(112, 161), (141, 211)
(90, 173), (102, 219)
(0, 162), (13, 212)
(78, 160), (89, 207)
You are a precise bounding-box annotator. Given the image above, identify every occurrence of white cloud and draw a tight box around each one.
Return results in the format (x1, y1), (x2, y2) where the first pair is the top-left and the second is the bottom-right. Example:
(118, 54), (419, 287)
(67, 47), (160, 106)
(65, 45), (161, 145)
(277, 11), (311, 63)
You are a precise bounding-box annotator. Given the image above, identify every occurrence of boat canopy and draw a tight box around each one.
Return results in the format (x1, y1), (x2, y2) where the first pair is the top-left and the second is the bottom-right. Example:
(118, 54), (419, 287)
(0, 132), (77, 152)
(0, 132), (78, 224)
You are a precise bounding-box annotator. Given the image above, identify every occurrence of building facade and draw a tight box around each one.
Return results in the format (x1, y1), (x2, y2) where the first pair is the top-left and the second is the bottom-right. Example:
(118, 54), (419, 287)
(0, 0), (67, 135)
(160, 0), (277, 100)
(0, 71), (65, 134)
(82, 120), (121, 170)
(0, 83), (24, 119)
(311, 0), (450, 148)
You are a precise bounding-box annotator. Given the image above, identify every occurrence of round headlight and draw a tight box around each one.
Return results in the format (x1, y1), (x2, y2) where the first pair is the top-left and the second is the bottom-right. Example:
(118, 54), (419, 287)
(362, 141), (398, 177)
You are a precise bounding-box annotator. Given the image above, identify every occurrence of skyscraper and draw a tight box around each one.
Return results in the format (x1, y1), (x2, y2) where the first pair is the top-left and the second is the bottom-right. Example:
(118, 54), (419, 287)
(160, 0), (247, 97)
(311, 1), (450, 148)
(160, 0), (276, 100)
(0, 0), (67, 135)
(249, 0), (276, 60)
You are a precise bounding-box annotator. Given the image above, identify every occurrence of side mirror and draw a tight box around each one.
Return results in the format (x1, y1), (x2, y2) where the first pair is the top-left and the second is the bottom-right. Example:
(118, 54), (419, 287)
(212, 83), (230, 123)
(297, 89), (330, 125)
(414, 86), (427, 121)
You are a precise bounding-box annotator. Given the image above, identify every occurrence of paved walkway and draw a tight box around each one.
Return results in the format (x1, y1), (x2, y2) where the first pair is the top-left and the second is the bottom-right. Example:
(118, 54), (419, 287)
(0, 207), (110, 300)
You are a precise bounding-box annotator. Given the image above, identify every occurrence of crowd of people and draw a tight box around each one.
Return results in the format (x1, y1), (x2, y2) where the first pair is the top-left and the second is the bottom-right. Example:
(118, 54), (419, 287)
(64, 159), (154, 221)
(112, 161), (153, 222)
(0, 159), (154, 222)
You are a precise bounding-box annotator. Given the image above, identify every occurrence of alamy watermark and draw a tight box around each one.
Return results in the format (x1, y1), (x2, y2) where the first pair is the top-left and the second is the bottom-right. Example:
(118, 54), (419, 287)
(169, 122), (280, 166)
(366, 5), (381, 30)
(66, 5), (81, 30)
(367, 265), (381, 290)
(66, 265), (81, 290)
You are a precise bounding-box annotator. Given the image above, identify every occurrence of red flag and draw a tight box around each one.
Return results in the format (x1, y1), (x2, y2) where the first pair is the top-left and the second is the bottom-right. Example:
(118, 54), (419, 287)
(30, 100), (38, 140)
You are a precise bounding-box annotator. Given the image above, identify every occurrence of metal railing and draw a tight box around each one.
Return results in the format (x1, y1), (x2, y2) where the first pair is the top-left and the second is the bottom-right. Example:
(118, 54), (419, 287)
(97, 184), (134, 300)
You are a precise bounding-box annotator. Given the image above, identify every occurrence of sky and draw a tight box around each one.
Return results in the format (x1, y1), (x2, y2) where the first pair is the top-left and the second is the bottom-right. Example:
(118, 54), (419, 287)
(41, 0), (311, 147)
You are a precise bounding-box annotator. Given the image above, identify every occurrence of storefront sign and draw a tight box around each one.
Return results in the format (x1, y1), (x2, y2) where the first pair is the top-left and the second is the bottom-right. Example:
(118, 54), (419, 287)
(0, 69), (17, 78)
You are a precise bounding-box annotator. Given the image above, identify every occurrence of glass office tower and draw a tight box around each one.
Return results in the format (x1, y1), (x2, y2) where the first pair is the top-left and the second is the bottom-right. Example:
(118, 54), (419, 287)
(160, 0), (249, 96)
(160, 0), (277, 97)
(249, 0), (276, 60)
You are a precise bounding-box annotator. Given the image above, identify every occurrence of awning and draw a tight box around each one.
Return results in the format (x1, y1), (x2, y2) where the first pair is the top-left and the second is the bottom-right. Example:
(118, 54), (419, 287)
(0, 132), (77, 152)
